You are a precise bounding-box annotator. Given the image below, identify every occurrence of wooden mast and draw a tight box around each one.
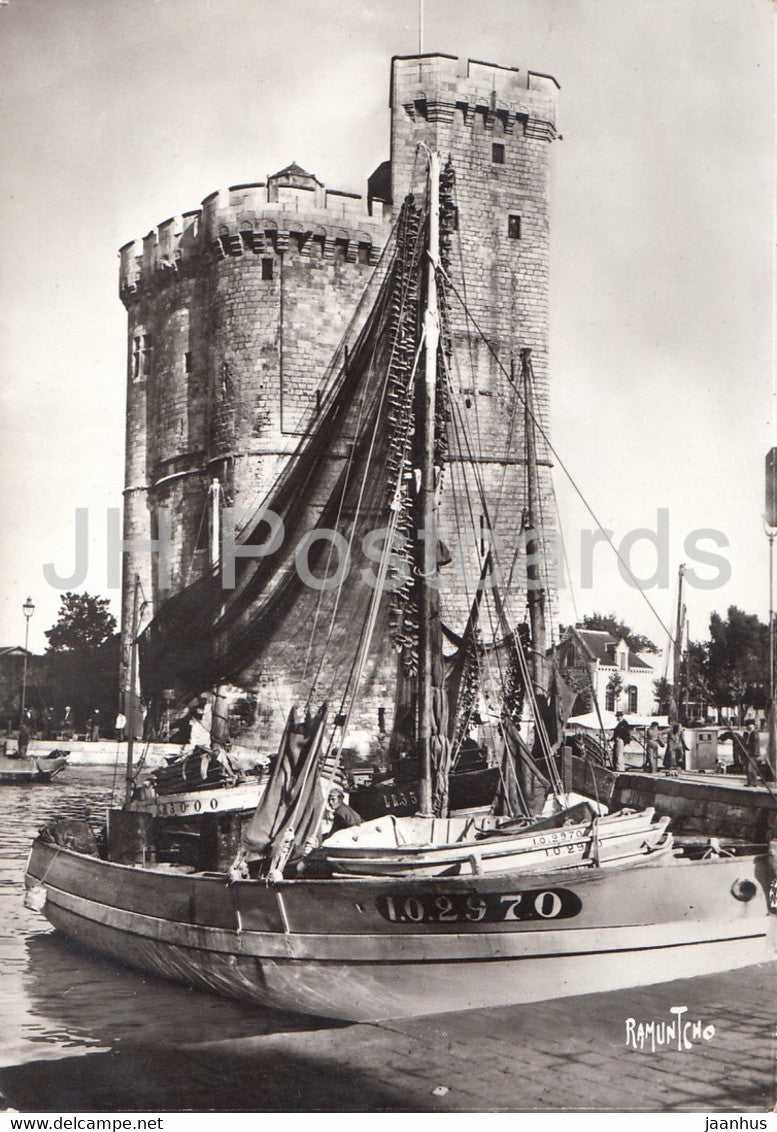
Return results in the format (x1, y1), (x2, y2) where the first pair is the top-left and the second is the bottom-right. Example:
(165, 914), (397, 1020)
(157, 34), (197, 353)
(209, 477), (230, 747)
(521, 348), (547, 692)
(673, 563), (686, 724)
(123, 573), (141, 807)
(418, 150), (440, 816)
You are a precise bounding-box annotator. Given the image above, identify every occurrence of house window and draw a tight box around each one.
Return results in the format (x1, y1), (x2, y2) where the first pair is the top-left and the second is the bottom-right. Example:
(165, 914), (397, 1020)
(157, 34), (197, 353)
(627, 686), (638, 713)
(605, 687), (616, 712)
(262, 258), (274, 281)
(492, 142), (505, 164)
(619, 652), (626, 670)
(507, 214), (521, 239)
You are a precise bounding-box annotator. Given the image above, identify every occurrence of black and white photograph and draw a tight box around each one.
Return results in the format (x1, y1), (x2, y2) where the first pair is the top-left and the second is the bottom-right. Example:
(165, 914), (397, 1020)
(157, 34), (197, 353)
(0, 0), (775, 1116)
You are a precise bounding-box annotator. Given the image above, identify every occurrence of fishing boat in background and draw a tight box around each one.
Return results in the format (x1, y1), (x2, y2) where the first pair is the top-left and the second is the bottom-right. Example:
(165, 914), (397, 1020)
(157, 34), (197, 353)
(1, 750), (68, 785)
(25, 152), (777, 1022)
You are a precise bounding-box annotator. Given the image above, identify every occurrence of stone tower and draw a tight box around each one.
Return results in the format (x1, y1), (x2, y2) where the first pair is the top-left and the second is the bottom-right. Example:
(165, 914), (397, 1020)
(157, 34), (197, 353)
(385, 55), (559, 629)
(119, 166), (386, 697)
(119, 53), (559, 744)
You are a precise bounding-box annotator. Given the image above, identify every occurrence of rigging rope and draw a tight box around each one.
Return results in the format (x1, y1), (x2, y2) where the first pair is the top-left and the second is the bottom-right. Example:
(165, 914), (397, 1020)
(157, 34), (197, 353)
(440, 263), (679, 652)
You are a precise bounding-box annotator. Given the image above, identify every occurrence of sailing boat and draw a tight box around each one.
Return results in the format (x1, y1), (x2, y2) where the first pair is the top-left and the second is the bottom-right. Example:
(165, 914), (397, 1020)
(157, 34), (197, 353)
(127, 482), (273, 825)
(24, 152), (777, 1022)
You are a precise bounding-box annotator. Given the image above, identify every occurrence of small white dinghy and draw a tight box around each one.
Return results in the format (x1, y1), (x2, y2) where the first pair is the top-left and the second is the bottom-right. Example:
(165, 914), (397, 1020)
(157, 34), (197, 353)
(315, 807), (673, 878)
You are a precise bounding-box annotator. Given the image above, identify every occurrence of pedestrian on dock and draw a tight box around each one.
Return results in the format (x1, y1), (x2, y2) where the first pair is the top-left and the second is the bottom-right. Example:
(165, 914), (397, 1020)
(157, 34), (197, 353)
(745, 721), (760, 787)
(17, 714), (30, 758)
(643, 721), (664, 772)
(611, 712), (632, 772)
(114, 711), (126, 741)
(663, 723), (687, 774)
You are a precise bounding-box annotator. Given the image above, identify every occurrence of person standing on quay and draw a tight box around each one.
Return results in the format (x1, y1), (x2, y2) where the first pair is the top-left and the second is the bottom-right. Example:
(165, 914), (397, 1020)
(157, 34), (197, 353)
(663, 723), (687, 774)
(643, 721), (664, 773)
(745, 720), (760, 787)
(611, 712), (632, 772)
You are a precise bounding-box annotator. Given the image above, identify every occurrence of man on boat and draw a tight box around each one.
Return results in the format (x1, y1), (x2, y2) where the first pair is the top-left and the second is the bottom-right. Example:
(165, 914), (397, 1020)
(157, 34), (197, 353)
(611, 712), (632, 772)
(327, 788), (362, 834)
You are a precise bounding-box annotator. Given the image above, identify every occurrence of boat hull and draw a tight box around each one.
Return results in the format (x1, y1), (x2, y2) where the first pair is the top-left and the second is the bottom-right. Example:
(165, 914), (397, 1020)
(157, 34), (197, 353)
(0, 756), (67, 784)
(24, 838), (777, 1022)
(127, 780), (264, 820)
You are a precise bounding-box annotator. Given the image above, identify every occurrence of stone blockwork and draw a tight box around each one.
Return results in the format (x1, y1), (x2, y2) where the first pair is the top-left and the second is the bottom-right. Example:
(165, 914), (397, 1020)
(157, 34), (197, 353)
(120, 55), (561, 749)
(388, 55), (559, 633)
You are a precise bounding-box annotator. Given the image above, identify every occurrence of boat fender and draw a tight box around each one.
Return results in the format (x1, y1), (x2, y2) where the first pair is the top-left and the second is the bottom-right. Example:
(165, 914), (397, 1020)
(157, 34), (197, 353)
(730, 878), (757, 902)
(24, 884), (47, 913)
(768, 841), (777, 913)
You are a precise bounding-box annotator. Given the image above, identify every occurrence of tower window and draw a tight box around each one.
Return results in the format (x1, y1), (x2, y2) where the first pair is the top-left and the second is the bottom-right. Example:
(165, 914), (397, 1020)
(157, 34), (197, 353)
(261, 258), (273, 281)
(492, 143), (505, 164)
(132, 336), (142, 381)
(132, 333), (153, 380)
(508, 214), (522, 240)
(184, 351), (192, 373)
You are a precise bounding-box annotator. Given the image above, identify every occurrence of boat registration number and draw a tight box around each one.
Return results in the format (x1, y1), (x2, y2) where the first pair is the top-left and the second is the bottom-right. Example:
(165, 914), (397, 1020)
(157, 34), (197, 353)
(376, 887), (582, 924)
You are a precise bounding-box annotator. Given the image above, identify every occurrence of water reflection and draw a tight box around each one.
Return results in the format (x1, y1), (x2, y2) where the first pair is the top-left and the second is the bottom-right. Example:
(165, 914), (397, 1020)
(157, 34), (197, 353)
(1, 771), (332, 1074)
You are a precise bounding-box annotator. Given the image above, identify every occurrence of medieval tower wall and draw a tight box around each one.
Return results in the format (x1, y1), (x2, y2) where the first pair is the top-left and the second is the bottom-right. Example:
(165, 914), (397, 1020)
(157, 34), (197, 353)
(119, 53), (560, 746)
(387, 55), (559, 633)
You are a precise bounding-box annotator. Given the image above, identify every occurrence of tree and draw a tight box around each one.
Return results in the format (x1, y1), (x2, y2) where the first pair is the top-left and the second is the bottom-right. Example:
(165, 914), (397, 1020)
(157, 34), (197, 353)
(42, 592), (119, 732)
(653, 677), (673, 715)
(606, 672), (624, 711)
(706, 606), (769, 722)
(45, 592), (116, 652)
(577, 612), (659, 655)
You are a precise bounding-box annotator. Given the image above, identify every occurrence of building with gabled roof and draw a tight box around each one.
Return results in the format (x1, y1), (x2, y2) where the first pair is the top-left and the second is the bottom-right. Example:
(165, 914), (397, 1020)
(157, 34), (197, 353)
(556, 627), (659, 717)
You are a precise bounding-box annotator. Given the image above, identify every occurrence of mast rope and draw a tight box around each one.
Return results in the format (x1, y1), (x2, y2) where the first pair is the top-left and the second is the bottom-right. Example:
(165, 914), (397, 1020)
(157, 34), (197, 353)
(440, 262), (678, 651)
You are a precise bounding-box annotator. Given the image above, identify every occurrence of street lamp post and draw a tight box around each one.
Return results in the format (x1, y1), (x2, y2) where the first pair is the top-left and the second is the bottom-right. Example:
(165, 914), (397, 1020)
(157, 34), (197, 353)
(20, 596), (35, 721)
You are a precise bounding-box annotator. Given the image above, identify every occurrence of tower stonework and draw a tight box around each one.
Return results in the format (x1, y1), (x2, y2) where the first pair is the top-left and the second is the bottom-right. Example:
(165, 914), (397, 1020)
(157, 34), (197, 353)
(119, 54), (560, 746)
(119, 167), (386, 697)
(387, 55), (559, 630)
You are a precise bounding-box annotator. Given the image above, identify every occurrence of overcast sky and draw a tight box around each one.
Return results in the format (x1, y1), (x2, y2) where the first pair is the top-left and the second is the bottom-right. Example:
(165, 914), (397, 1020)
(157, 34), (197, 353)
(0, 0), (774, 658)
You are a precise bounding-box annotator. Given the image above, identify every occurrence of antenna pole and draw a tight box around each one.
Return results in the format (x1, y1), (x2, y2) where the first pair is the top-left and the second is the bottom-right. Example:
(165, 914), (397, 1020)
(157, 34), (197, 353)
(124, 573), (141, 807)
(673, 563), (685, 724)
(522, 348), (547, 692)
(770, 532), (774, 709)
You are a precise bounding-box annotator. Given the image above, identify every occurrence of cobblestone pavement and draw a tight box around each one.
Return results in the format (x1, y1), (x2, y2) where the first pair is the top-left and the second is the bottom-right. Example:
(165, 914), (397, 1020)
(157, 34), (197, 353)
(3, 960), (774, 1112)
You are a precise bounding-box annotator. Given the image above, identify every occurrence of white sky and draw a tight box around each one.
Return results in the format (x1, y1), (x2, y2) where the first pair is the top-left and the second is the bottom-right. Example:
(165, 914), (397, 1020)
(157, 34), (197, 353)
(0, 0), (774, 656)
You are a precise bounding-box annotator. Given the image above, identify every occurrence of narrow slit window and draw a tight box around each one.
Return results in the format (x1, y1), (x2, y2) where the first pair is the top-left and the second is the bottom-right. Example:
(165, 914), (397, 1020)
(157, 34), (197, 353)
(132, 336), (142, 381)
(492, 142), (505, 164)
(508, 214), (521, 240)
(184, 351), (192, 373)
(261, 258), (274, 281)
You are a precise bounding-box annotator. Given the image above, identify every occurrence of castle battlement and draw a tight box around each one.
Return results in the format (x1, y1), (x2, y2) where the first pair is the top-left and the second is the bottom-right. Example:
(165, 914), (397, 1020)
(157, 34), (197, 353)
(391, 53), (558, 139)
(119, 165), (385, 304)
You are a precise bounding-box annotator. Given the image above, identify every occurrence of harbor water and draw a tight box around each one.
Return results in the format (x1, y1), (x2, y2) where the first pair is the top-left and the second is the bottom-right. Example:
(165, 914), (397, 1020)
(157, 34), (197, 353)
(0, 769), (775, 1112)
